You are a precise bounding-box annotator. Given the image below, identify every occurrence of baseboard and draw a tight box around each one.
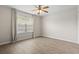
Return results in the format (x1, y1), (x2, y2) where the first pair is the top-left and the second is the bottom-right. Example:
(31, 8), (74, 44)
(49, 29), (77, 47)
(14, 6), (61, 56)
(0, 41), (11, 46)
(16, 36), (41, 42)
(42, 36), (79, 45)
(0, 36), (42, 46)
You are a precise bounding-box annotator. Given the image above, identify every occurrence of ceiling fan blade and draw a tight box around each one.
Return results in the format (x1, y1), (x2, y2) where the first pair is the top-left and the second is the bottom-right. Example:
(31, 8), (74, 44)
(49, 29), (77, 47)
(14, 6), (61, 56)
(42, 6), (49, 9)
(42, 9), (48, 13)
(32, 8), (39, 11)
(32, 9), (36, 11)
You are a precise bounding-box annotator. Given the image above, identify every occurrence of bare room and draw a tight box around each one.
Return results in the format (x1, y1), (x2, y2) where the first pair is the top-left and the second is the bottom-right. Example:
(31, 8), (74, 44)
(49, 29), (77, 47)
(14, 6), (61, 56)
(0, 5), (79, 54)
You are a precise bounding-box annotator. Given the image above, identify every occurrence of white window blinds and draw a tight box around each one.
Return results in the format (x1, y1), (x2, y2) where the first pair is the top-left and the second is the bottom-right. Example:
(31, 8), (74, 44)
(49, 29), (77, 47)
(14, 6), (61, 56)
(16, 11), (33, 34)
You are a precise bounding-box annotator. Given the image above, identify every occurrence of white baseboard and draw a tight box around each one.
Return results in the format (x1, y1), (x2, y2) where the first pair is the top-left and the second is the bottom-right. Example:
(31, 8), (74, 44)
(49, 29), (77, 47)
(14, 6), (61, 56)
(43, 35), (79, 44)
(16, 36), (41, 42)
(0, 41), (11, 45)
(0, 35), (41, 46)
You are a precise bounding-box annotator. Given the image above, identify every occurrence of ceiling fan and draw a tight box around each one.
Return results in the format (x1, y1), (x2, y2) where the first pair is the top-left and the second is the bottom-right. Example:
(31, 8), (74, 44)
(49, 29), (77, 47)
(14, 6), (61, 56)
(33, 5), (49, 14)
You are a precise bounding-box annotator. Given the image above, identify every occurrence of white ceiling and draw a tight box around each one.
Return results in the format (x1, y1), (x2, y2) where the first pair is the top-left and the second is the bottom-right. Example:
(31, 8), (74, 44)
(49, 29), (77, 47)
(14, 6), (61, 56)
(9, 5), (76, 16)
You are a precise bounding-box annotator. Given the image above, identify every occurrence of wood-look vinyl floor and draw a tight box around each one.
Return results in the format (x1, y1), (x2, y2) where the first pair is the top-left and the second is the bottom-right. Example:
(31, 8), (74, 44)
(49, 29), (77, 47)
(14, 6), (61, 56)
(0, 37), (79, 54)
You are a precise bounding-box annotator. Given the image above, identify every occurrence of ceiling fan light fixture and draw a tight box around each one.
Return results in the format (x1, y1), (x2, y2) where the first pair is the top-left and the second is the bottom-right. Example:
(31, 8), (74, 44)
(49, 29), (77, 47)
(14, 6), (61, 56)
(33, 5), (49, 15)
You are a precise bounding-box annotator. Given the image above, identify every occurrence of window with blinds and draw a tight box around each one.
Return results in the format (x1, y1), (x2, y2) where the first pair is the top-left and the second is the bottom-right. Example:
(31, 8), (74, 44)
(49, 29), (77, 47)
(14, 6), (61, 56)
(16, 11), (33, 34)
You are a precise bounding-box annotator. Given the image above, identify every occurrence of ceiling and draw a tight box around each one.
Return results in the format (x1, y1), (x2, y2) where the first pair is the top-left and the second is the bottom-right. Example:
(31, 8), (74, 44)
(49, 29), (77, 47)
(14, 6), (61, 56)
(9, 5), (76, 16)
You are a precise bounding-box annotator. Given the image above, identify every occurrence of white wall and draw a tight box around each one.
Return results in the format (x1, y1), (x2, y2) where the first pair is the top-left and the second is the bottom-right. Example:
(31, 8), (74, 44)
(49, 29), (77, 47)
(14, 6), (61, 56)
(42, 6), (78, 43)
(0, 6), (11, 44)
(77, 6), (79, 43)
(0, 5), (41, 44)
(0, 6), (41, 44)
(33, 16), (41, 37)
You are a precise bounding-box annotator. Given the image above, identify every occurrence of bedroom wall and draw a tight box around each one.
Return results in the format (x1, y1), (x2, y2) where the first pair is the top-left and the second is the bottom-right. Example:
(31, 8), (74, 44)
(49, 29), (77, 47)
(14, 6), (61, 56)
(0, 6), (12, 44)
(77, 6), (79, 43)
(0, 6), (41, 45)
(33, 16), (42, 37)
(42, 6), (78, 43)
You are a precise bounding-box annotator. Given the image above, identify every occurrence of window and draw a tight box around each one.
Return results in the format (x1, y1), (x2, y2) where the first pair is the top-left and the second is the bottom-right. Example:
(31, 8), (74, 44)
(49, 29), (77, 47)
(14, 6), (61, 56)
(16, 11), (33, 34)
